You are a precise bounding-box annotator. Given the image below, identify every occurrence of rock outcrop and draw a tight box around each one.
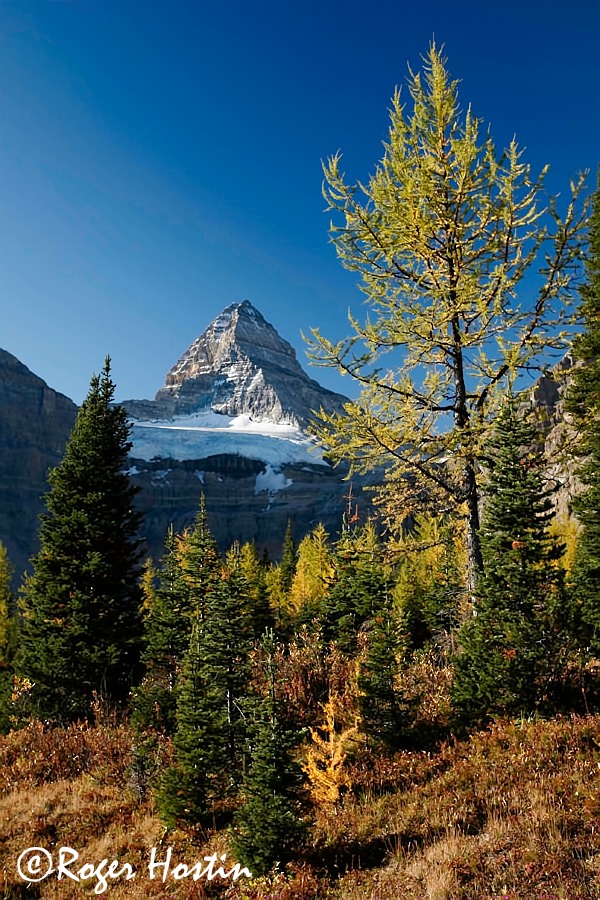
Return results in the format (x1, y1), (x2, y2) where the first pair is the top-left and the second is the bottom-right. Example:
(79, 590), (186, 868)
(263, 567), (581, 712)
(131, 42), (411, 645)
(119, 301), (374, 561)
(0, 349), (77, 581)
(123, 300), (348, 427)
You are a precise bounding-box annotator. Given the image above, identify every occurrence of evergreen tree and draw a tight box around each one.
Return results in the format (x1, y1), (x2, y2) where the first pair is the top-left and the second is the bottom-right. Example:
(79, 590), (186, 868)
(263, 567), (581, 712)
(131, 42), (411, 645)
(17, 359), (143, 723)
(157, 571), (252, 827)
(307, 45), (587, 597)
(176, 494), (222, 622)
(452, 399), (570, 727)
(132, 528), (189, 735)
(357, 610), (407, 751)
(226, 541), (273, 639)
(566, 172), (600, 654)
(320, 522), (391, 653)
(279, 519), (297, 595)
(232, 631), (305, 876)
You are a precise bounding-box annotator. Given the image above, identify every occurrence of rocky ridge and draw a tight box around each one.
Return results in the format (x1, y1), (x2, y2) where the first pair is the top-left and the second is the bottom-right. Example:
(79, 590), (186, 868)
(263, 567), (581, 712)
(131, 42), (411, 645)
(119, 301), (370, 560)
(123, 300), (348, 427)
(0, 349), (77, 580)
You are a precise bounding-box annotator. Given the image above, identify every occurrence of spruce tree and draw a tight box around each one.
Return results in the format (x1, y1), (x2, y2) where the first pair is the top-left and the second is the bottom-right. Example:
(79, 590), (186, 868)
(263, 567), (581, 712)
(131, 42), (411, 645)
(566, 172), (600, 654)
(132, 528), (189, 735)
(232, 631), (305, 876)
(226, 541), (273, 639)
(17, 359), (143, 723)
(177, 494), (222, 622)
(157, 571), (252, 827)
(452, 398), (569, 727)
(357, 610), (407, 751)
(279, 519), (297, 595)
(320, 522), (391, 653)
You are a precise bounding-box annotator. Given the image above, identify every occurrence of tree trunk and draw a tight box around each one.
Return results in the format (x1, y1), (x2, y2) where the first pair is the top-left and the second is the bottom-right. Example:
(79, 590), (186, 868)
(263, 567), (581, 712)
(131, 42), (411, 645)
(464, 459), (483, 602)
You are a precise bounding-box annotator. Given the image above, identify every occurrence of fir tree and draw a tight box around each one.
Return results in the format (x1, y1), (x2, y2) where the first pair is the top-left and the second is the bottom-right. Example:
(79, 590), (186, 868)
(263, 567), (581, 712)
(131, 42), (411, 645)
(357, 611), (407, 751)
(226, 541), (273, 639)
(132, 528), (189, 735)
(566, 172), (600, 654)
(157, 571), (252, 826)
(452, 399), (570, 727)
(279, 519), (297, 595)
(232, 631), (305, 876)
(320, 522), (391, 653)
(17, 359), (143, 723)
(176, 494), (222, 622)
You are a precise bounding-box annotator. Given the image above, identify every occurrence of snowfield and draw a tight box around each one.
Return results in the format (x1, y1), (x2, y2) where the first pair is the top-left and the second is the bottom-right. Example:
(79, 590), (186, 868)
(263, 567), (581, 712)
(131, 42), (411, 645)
(128, 411), (326, 468)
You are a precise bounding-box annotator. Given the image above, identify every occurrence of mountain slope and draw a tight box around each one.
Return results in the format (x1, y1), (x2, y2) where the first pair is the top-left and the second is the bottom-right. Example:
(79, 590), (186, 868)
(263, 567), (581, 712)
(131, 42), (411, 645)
(124, 299), (349, 428)
(0, 349), (77, 580)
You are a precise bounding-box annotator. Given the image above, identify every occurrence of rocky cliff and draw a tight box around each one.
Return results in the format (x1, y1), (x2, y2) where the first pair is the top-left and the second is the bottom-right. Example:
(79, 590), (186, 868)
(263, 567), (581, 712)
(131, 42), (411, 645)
(0, 349), (77, 580)
(120, 301), (374, 561)
(123, 300), (348, 427)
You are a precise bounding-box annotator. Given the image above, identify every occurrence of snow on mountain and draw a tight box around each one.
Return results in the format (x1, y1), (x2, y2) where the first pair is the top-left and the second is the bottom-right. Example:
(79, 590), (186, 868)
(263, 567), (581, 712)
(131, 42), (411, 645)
(129, 410), (325, 469)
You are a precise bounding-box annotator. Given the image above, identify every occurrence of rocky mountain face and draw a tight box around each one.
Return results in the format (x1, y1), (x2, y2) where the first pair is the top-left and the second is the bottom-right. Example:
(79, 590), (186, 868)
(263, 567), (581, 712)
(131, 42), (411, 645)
(121, 301), (373, 561)
(123, 300), (348, 427)
(1, 305), (584, 584)
(0, 306), (373, 581)
(525, 353), (583, 521)
(0, 349), (77, 581)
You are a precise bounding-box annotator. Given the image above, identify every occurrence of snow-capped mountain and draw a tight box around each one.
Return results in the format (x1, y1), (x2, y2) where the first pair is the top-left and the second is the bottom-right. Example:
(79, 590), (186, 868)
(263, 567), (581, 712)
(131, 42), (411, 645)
(119, 302), (367, 558)
(124, 300), (348, 429)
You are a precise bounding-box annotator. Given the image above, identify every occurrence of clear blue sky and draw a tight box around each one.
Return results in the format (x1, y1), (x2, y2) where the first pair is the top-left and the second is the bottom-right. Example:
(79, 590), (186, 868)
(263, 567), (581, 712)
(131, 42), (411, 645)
(1, 0), (598, 404)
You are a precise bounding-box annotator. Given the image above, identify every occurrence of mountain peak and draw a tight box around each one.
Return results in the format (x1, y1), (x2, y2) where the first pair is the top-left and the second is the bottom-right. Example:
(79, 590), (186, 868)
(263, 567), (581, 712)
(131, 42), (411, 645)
(125, 302), (348, 428)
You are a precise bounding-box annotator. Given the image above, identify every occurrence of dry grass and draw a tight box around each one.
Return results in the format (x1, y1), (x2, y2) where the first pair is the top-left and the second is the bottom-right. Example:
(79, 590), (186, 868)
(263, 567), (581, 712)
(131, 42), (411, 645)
(0, 716), (598, 899)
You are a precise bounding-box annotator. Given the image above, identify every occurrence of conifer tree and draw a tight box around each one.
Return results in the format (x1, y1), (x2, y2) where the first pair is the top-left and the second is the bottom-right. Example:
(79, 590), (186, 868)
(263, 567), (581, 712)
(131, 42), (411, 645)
(232, 631), (305, 876)
(157, 571), (252, 826)
(303, 693), (358, 806)
(357, 611), (407, 751)
(307, 45), (587, 597)
(132, 528), (189, 735)
(289, 523), (333, 619)
(226, 541), (273, 639)
(320, 522), (391, 653)
(566, 172), (600, 654)
(452, 398), (570, 727)
(279, 519), (297, 595)
(17, 359), (143, 723)
(176, 494), (222, 621)
(394, 514), (465, 651)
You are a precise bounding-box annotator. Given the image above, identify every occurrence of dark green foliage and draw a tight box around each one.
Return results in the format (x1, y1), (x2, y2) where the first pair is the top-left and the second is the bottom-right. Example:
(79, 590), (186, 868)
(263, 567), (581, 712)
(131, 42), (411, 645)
(17, 359), (143, 723)
(232, 632), (305, 876)
(132, 528), (189, 735)
(279, 519), (297, 595)
(156, 572), (253, 827)
(567, 172), (600, 654)
(452, 399), (570, 727)
(320, 523), (391, 653)
(227, 541), (274, 640)
(156, 616), (224, 826)
(357, 611), (407, 751)
(178, 494), (222, 622)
